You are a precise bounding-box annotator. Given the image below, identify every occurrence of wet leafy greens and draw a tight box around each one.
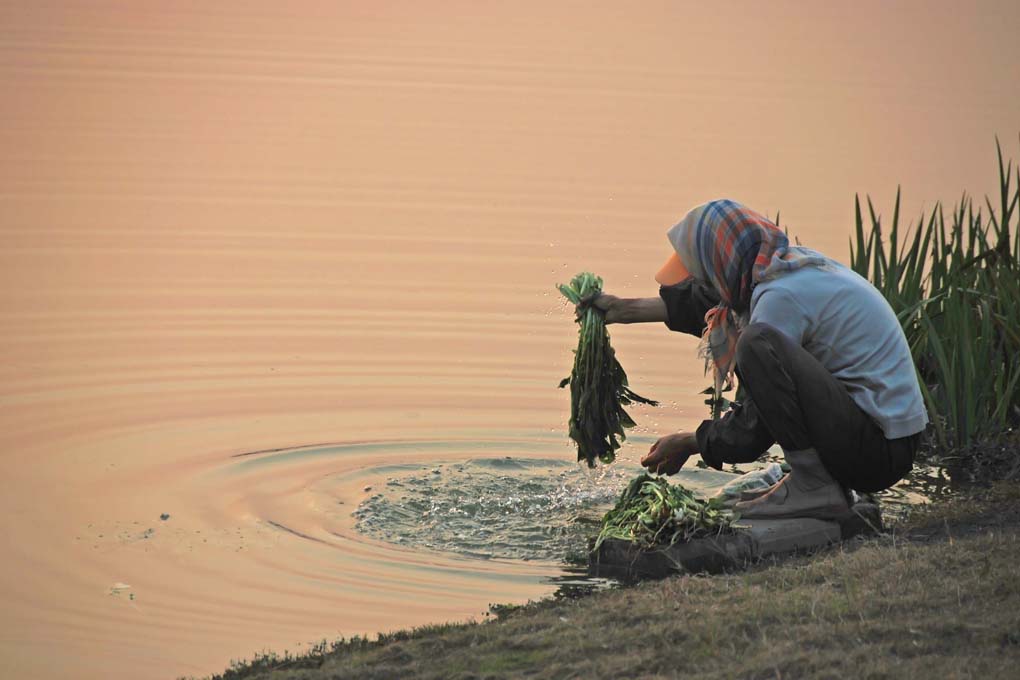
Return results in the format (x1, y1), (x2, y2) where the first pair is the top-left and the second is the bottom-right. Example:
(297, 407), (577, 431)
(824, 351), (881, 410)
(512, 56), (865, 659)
(594, 474), (737, 550)
(558, 272), (656, 467)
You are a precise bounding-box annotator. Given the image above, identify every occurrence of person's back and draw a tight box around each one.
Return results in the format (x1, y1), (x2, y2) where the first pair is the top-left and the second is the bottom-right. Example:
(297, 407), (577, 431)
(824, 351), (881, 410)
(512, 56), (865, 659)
(750, 258), (927, 440)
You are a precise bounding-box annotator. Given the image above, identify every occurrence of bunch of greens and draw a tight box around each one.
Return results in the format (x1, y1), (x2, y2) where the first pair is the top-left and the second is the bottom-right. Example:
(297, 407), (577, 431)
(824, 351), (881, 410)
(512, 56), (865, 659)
(558, 272), (657, 467)
(594, 474), (737, 551)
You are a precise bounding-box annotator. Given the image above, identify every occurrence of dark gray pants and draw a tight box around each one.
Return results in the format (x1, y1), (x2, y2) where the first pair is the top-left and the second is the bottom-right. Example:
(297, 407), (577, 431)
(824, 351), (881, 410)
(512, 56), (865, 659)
(735, 323), (917, 492)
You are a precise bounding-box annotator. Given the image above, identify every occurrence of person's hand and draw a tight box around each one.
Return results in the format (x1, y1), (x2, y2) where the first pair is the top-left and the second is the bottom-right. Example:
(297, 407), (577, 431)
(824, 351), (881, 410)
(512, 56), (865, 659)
(576, 292), (622, 323)
(641, 432), (699, 475)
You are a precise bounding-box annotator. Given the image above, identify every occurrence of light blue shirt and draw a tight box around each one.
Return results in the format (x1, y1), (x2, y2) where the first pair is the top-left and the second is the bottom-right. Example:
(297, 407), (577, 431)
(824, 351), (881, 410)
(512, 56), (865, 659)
(750, 258), (929, 439)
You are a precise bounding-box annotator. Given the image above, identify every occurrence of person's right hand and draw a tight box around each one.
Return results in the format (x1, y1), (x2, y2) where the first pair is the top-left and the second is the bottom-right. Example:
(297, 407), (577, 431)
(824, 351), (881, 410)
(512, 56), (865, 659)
(576, 292), (622, 323)
(641, 433), (699, 475)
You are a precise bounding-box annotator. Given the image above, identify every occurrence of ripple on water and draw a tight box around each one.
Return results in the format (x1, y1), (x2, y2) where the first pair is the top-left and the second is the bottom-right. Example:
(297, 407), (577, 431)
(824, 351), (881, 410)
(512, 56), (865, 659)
(231, 437), (942, 568)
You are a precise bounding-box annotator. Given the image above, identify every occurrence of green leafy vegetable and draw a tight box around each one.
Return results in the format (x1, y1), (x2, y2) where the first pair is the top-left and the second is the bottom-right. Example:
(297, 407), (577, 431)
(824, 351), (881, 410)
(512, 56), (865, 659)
(594, 474), (737, 551)
(558, 272), (657, 467)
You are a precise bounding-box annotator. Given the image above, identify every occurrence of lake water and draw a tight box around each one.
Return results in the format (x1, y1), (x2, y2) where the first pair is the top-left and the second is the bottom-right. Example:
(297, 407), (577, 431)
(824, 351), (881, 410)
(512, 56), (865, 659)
(2, 2), (1018, 677)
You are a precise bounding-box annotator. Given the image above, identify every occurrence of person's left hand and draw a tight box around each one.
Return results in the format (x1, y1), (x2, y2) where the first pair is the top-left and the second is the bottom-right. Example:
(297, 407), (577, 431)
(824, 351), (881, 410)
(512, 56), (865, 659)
(641, 433), (699, 475)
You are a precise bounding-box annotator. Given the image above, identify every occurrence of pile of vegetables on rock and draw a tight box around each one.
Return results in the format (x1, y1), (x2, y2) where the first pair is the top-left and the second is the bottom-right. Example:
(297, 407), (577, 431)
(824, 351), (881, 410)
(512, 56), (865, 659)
(593, 473), (736, 550)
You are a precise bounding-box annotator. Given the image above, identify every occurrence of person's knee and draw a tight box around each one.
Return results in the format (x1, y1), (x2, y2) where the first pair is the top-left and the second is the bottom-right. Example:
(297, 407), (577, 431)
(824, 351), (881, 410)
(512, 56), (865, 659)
(736, 323), (782, 366)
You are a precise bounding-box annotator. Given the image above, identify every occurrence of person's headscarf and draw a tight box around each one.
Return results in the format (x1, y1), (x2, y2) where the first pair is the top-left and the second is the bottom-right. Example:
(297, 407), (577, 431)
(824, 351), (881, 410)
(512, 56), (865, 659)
(666, 199), (828, 393)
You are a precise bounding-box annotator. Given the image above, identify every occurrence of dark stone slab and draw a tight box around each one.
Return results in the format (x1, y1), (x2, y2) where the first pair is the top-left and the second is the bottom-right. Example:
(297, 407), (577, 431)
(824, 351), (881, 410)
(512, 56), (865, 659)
(741, 517), (841, 555)
(589, 532), (753, 580)
(588, 502), (883, 580)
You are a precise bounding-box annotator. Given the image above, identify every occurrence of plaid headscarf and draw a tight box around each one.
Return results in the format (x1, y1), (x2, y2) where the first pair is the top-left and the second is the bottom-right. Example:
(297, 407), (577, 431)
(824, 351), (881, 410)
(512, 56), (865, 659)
(666, 199), (828, 393)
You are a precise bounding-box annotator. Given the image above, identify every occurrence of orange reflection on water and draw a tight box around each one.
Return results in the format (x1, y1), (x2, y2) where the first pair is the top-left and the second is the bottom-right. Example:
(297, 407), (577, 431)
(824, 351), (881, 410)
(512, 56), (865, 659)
(1, 1), (1019, 677)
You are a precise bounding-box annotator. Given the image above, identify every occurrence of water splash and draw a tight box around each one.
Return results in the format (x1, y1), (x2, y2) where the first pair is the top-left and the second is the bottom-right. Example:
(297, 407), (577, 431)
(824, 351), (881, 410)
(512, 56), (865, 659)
(353, 457), (644, 562)
(352, 457), (737, 563)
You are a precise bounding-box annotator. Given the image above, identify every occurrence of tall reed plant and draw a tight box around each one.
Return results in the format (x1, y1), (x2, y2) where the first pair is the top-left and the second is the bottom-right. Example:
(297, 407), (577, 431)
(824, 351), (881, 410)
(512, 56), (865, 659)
(850, 138), (1020, 450)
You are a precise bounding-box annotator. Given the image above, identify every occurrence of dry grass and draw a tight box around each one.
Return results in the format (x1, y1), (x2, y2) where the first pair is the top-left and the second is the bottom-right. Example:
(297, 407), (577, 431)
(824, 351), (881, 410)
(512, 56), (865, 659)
(203, 484), (1020, 680)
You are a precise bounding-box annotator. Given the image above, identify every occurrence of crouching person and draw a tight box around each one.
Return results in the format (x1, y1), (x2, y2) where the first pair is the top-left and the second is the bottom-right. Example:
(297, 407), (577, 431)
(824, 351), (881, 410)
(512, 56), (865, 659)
(590, 199), (927, 519)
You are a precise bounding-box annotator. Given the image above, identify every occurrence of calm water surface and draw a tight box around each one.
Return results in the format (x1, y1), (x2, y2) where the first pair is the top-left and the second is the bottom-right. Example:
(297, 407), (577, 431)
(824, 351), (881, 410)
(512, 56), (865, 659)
(2, 2), (1018, 677)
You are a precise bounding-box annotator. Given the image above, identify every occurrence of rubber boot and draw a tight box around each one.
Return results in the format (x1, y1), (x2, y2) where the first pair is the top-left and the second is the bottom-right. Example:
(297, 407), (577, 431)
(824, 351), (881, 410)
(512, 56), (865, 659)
(734, 449), (850, 520)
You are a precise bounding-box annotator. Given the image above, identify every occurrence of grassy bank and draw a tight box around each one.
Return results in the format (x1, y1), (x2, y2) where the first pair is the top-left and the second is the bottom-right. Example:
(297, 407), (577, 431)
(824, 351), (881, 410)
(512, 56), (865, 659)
(204, 483), (1020, 680)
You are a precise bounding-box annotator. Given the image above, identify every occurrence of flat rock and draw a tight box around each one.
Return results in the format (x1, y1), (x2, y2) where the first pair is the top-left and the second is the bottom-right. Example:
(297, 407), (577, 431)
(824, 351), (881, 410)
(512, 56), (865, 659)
(589, 502), (882, 580)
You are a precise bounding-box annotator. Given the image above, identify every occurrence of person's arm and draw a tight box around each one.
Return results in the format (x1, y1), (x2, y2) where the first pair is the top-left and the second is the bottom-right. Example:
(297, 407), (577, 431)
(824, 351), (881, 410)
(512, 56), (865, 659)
(640, 397), (774, 475)
(693, 396), (776, 469)
(590, 295), (667, 324)
(587, 279), (720, 327)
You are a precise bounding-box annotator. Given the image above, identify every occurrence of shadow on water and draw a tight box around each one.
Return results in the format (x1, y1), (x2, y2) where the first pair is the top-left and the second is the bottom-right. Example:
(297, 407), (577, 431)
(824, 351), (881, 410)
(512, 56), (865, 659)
(878, 463), (957, 519)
